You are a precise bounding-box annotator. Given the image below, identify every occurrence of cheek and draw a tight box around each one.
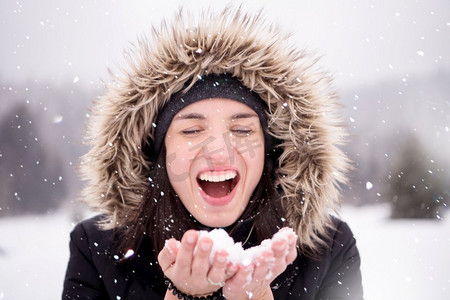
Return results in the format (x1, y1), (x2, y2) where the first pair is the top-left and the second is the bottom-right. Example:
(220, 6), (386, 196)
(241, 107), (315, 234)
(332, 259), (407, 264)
(237, 135), (265, 161)
(166, 148), (191, 182)
(247, 151), (265, 181)
(239, 137), (265, 187)
(165, 138), (194, 168)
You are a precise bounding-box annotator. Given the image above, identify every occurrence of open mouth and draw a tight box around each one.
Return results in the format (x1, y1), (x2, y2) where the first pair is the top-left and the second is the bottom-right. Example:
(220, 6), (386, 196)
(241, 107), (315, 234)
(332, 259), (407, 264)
(197, 170), (240, 198)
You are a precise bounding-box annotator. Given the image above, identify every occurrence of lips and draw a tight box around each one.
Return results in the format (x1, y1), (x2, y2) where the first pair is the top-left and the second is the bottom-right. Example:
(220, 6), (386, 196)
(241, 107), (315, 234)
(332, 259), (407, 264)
(197, 169), (240, 205)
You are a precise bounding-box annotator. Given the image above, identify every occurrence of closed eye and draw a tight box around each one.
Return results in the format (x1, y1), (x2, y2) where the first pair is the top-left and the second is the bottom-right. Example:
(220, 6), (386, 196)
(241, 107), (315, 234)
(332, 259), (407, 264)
(181, 129), (204, 135)
(231, 129), (253, 137)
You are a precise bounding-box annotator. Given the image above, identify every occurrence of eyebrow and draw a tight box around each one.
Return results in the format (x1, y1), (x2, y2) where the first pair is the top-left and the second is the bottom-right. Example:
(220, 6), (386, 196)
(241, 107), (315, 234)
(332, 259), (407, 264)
(173, 112), (258, 121)
(174, 113), (206, 120)
(231, 113), (259, 120)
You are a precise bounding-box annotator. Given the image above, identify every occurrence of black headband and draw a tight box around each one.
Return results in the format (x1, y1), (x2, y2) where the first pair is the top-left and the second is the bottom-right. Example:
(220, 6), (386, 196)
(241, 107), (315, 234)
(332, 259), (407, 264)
(153, 74), (270, 156)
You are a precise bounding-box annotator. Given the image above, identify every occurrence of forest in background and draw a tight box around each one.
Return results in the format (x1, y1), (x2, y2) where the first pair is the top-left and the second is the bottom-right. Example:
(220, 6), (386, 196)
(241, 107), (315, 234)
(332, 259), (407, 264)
(0, 69), (449, 219)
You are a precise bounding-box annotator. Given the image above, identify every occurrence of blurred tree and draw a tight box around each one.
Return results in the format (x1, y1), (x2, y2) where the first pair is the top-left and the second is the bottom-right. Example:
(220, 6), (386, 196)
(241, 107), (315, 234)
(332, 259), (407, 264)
(0, 104), (67, 216)
(388, 134), (448, 219)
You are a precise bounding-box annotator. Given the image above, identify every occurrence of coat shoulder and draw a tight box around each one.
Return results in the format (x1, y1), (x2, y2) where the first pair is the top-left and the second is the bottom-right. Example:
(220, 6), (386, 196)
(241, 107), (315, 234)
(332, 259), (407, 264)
(321, 216), (363, 299)
(71, 215), (111, 237)
(69, 214), (115, 256)
(328, 216), (359, 256)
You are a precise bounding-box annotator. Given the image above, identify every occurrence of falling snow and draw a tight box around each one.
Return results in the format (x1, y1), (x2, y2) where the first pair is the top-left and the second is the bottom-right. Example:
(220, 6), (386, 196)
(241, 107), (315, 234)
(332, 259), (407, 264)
(1, 1), (449, 299)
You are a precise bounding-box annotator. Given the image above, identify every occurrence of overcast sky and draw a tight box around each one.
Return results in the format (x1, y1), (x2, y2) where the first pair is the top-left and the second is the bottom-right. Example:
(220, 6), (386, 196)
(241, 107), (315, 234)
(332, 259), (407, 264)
(1, 0), (449, 90)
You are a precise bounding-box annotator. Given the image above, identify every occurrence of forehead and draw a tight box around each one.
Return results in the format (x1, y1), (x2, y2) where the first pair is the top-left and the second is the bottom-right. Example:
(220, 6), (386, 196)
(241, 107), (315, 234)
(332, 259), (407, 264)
(175, 98), (258, 117)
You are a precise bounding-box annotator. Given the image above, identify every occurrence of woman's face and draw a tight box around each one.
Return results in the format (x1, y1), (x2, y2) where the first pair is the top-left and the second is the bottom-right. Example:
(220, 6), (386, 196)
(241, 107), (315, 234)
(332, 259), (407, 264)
(165, 98), (265, 228)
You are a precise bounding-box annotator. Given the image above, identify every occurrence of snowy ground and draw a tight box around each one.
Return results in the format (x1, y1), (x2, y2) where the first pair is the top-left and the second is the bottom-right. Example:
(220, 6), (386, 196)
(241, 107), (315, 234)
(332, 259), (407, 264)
(340, 205), (450, 300)
(0, 205), (449, 299)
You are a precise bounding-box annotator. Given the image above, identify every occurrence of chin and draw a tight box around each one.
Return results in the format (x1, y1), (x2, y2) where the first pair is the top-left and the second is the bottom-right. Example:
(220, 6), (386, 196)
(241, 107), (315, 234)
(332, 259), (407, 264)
(194, 210), (241, 228)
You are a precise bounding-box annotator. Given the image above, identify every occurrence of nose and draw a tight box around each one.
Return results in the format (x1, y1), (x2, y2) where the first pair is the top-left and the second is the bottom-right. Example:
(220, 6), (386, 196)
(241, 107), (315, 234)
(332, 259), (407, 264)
(200, 131), (233, 163)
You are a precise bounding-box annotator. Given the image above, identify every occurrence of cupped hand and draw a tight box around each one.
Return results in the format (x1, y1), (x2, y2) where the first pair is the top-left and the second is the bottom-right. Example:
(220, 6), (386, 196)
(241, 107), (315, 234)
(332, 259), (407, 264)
(157, 229), (230, 297)
(222, 229), (298, 300)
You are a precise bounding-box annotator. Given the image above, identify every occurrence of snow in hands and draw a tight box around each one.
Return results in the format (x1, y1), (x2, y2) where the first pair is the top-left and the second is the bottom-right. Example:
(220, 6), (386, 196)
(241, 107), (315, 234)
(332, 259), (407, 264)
(166, 227), (297, 266)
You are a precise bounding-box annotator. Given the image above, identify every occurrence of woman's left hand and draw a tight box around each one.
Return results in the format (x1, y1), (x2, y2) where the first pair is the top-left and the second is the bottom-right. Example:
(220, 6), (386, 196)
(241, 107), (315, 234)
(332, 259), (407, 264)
(223, 229), (298, 300)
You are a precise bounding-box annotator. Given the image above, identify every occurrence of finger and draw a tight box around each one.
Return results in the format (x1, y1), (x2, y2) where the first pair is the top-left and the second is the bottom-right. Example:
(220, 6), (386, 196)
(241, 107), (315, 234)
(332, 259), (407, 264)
(226, 262), (254, 288)
(167, 238), (181, 257)
(272, 237), (288, 257)
(222, 263), (254, 299)
(157, 239), (178, 273)
(206, 250), (228, 286)
(191, 236), (213, 277)
(285, 233), (298, 265)
(174, 230), (198, 273)
(270, 238), (289, 275)
(287, 230), (297, 247)
(225, 262), (239, 280)
(253, 250), (274, 282)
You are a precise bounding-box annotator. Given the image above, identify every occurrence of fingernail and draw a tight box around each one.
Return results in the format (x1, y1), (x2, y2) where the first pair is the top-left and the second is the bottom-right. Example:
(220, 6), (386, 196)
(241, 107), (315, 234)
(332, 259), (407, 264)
(164, 240), (174, 256)
(200, 240), (212, 251)
(217, 254), (227, 263)
(274, 240), (287, 251)
(263, 251), (274, 263)
(186, 234), (196, 244)
(289, 233), (297, 246)
(228, 263), (238, 272)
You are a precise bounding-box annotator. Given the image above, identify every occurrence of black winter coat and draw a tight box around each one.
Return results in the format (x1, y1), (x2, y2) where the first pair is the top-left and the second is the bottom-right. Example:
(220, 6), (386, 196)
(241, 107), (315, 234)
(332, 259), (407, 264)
(62, 216), (363, 300)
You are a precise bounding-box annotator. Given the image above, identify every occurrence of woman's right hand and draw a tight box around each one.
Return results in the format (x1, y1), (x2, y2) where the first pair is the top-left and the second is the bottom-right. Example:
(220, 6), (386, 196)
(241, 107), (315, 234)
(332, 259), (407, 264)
(157, 230), (233, 298)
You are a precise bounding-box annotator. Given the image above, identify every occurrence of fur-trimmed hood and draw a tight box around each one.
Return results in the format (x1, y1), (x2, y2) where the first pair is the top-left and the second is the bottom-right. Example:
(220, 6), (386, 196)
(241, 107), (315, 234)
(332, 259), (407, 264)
(80, 8), (349, 251)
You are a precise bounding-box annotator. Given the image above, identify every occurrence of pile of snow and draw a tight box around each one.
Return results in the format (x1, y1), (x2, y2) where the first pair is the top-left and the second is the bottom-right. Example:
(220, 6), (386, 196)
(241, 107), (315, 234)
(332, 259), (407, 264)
(196, 227), (296, 266)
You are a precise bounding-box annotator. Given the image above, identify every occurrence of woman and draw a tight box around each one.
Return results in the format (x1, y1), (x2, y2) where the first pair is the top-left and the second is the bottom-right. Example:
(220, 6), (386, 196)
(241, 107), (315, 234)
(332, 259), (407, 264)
(63, 7), (363, 300)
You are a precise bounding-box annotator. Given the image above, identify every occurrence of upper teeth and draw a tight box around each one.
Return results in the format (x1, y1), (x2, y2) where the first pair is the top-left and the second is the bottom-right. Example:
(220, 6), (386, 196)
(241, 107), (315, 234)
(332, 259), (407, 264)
(198, 170), (237, 182)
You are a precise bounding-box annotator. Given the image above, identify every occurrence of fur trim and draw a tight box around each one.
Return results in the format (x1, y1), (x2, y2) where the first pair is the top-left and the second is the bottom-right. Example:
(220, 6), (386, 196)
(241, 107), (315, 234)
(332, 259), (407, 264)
(79, 7), (350, 253)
